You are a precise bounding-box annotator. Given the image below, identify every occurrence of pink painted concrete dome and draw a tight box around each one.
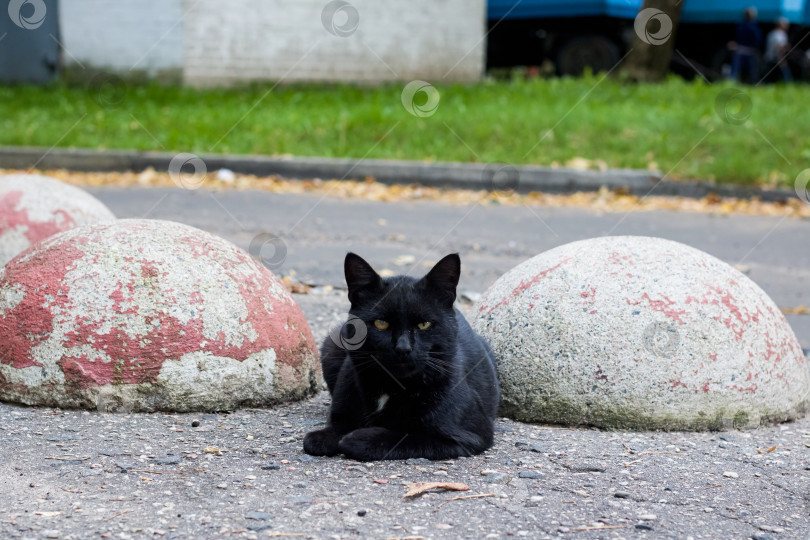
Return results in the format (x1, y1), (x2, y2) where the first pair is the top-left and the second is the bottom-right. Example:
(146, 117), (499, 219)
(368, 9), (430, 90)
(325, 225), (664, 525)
(473, 236), (809, 430)
(0, 219), (320, 412)
(0, 174), (115, 266)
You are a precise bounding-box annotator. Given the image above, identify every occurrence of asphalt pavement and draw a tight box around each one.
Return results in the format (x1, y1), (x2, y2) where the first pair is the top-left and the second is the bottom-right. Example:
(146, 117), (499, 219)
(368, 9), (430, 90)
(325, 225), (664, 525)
(0, 186), (808, 540)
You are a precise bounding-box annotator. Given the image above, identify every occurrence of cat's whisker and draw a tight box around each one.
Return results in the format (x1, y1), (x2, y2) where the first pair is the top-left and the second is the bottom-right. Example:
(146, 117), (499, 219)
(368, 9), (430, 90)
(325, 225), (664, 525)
(424, 359), (453, 376)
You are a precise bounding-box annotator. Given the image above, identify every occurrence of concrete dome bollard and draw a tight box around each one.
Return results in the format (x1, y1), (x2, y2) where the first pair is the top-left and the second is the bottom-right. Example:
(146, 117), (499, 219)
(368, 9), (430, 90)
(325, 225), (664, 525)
(473, 236), (809, 430)
(0, 174), (116, 266)
(0, 219), (320, 412)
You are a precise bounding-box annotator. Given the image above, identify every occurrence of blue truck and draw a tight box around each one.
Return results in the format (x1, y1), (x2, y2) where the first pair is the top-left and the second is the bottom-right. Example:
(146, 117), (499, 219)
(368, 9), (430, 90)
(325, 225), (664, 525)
(487, 0), (810, 79)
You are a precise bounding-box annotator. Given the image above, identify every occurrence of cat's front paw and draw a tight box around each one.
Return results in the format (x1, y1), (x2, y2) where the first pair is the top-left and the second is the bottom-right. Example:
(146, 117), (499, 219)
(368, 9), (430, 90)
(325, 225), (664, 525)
(338, 427), (403, 461)
(303, 428), (341, 456)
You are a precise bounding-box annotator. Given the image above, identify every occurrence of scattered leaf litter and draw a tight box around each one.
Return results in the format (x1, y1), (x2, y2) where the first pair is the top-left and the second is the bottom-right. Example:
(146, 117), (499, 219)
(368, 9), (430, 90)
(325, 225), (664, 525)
(5, 168), (809, 219)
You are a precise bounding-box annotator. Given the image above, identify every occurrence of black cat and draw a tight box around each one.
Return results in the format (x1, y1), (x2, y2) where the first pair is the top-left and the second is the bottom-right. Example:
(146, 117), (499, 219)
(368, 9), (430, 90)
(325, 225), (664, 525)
(303, 252), (499, 461)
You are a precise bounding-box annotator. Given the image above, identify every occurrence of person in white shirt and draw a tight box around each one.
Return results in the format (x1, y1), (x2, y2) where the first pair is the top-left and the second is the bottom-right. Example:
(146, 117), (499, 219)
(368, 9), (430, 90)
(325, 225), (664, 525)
(764, 18), (792, 82)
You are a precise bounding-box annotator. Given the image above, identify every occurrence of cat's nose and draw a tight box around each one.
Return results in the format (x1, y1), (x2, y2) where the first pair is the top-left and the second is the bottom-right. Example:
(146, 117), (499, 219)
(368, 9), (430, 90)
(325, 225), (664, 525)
(395, 334), (412, 355)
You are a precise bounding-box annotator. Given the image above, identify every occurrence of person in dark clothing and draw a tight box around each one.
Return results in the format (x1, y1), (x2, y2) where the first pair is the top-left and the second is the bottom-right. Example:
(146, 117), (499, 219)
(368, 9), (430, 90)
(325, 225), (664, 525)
(729, 7), (763, 83)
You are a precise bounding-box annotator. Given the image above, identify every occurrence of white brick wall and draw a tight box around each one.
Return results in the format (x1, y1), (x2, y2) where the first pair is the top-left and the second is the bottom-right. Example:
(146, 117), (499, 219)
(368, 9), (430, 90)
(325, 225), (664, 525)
(59, 0), (184, 75)
(183, 0), (484, 85)
(58, 0), (484, 84)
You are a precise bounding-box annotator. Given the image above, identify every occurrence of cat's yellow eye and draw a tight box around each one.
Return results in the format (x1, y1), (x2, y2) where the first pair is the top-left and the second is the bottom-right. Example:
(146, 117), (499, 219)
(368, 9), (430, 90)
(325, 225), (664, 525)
(374, 320), (389, 330)
(417, 321), (431, 330)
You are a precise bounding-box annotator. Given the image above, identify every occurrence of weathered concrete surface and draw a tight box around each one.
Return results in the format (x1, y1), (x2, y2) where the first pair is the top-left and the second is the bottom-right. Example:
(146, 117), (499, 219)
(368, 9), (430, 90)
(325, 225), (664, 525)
(0, 174), (115, 266)
(473, 236), (810, 430)
(0, 219), (320, 411)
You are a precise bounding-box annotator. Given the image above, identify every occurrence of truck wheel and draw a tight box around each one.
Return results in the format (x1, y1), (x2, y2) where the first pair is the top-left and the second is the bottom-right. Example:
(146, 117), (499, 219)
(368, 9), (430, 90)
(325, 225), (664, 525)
(555, 35), (621, 76)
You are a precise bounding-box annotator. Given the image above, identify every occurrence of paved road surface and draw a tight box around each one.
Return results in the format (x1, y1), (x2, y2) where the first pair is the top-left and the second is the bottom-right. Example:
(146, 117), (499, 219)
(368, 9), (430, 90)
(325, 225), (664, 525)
(1, 186), (807, 540)
(89, 187), (810, 350)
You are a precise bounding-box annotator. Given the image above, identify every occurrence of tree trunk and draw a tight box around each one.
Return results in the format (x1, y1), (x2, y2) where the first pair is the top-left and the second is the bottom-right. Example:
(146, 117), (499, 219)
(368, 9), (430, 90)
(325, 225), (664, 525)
(622, 0), (684, 82)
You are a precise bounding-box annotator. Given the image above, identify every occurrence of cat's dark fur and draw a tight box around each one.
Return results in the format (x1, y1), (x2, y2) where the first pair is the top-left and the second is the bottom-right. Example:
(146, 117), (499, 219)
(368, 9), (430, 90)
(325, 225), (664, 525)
(303, 252), (499, 461)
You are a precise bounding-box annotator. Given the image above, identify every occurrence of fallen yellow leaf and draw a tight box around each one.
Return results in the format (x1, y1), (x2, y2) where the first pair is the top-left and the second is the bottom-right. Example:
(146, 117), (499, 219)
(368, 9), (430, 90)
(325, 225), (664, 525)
(5, 168), (809, 221)
(403, 481), (469, 498)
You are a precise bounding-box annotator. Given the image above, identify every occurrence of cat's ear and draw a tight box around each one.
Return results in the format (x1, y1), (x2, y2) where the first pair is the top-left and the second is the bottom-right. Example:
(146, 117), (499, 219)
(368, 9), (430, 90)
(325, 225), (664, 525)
(344, 252), (382, 304)
(421, 253), (460, 307)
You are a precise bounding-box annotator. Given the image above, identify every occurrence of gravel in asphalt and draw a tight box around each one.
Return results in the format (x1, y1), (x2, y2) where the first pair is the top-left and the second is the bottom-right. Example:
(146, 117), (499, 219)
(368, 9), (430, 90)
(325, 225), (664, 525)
(1, 186), (808, 539)
(0, 294), (807, 539)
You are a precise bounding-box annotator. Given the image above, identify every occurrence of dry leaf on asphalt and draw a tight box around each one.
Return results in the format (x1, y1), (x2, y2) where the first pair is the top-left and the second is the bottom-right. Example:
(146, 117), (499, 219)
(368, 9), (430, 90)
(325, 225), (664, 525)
(403, 481), (470, 498)
(781, 305), (810, 315)
(203, 446), (223, 455)
(756, 446), (777, 454)
(393, 255), (416, 266)
(10, 168), (810, 220)
(281, 276), (312, 294)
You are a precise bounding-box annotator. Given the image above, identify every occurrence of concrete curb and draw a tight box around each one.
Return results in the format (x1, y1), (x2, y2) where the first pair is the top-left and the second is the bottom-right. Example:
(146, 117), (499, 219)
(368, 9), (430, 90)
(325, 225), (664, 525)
(0, 145), (799, 201)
